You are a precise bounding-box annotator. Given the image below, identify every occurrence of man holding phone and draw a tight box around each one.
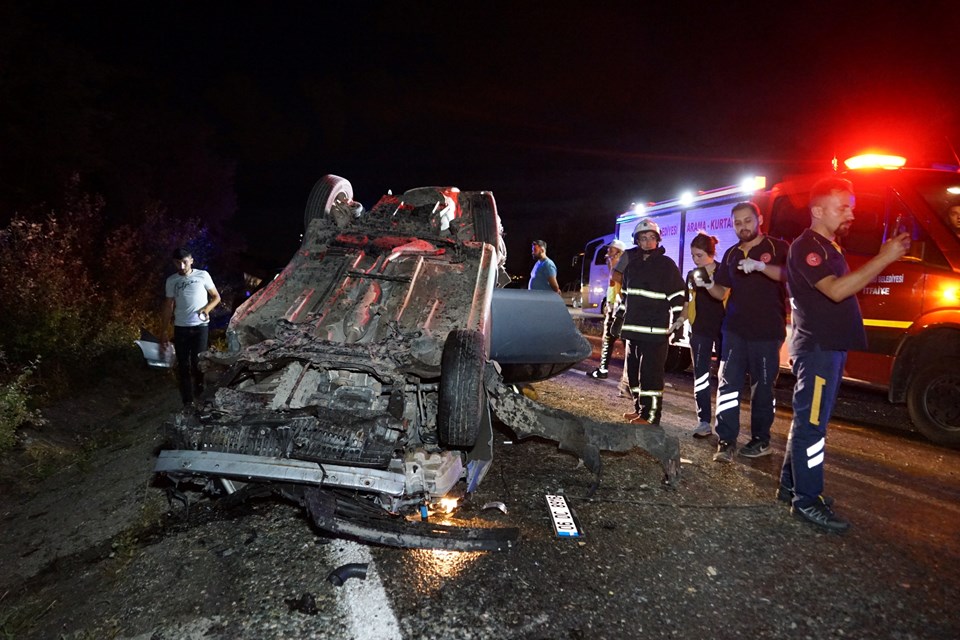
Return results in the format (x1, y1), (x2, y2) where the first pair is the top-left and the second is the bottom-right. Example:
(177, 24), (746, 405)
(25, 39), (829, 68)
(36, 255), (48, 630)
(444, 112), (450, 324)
(778, 177), (910, 532)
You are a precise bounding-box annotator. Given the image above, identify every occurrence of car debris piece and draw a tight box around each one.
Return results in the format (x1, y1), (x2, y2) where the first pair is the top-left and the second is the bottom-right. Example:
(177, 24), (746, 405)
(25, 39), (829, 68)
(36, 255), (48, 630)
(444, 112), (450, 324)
(482, 501), (508, 514)
(154, 175), (680, 551)
(327, 563), (369, 587)
(285, 593), (319, 614)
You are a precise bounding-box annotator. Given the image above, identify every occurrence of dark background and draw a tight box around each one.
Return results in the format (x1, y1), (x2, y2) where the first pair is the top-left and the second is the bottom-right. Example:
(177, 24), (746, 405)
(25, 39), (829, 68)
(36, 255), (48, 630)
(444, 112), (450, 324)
(3, 1), (959, 285)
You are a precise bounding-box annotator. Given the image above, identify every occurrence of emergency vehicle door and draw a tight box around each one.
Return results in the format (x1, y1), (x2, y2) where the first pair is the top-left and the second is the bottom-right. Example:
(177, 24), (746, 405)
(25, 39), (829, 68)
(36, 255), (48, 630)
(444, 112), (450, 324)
(840, 188), (924, 385)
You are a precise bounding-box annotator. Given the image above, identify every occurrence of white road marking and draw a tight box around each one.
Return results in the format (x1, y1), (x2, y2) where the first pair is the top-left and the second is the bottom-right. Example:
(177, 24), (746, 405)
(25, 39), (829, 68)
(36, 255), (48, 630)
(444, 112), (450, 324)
(328, 540), (402, 640)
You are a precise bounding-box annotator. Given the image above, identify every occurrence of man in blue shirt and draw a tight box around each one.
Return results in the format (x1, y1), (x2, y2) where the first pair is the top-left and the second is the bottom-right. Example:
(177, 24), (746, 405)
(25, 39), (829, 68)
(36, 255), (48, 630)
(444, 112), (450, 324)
(528, 240), (561, 293)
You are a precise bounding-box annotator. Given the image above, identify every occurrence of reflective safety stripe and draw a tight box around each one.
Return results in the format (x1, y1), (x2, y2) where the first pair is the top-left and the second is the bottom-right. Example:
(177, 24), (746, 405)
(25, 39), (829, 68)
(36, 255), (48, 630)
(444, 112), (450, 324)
(635, 390), (663, 398)
(807, 451), (824, 469)
(623, 288), (668, 299)
(716, 390), (739, 414)
(806, 438), (825, 457)
(717, 391), (740, 413)
(621, 323), (669, 335)
(694, 371), (710, 393)
(667, 288), (685, 300)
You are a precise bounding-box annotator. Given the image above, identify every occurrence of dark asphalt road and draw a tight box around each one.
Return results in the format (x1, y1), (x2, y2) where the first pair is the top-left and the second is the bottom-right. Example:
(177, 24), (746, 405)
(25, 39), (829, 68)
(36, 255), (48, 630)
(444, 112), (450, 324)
(372, 342), (960, 639)
(6, 338), (959, 639)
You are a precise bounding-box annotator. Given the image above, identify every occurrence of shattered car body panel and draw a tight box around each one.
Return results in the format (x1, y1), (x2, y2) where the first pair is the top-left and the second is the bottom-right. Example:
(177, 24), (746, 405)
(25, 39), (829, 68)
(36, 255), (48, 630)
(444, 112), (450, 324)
(155, 176), (680, 550)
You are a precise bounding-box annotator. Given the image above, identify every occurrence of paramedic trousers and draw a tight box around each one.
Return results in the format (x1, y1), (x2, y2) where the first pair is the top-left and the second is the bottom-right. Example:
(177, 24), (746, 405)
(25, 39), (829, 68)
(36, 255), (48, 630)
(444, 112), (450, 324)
(779, 348), (845, 508)
(714, 331), (782, 445)
(173, 324), (209, 405)
(626, 339), (668, 424)
(689, 331), (721, 426)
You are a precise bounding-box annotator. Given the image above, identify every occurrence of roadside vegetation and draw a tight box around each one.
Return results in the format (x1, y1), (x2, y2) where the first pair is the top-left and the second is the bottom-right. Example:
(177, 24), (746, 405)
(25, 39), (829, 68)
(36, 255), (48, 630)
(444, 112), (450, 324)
(0, 174), (219, 456)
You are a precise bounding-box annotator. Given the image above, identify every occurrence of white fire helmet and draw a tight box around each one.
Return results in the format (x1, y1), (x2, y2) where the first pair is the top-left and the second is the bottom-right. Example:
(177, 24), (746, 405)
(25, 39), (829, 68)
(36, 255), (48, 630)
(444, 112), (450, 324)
(633, 219), (661, 243)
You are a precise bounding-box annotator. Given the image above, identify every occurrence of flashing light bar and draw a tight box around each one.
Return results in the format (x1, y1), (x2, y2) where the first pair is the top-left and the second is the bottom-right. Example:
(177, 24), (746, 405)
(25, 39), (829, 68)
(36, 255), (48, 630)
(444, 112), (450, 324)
(618, 176), (766, 222)
(844, 154), (906, 170)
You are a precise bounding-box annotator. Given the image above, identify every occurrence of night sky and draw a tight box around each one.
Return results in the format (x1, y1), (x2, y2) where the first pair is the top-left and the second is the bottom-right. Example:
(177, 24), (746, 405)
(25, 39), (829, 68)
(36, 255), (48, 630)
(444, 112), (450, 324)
(4, 1), (960, 283)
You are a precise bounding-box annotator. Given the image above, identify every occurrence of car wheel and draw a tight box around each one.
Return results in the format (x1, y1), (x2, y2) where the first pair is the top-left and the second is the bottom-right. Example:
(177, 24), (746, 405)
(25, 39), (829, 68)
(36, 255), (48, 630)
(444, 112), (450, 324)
(907, 359), (960, 445)
(459, 191), (502, 248)
(438, 329), (486, 448)
(304, 175), (353, 232)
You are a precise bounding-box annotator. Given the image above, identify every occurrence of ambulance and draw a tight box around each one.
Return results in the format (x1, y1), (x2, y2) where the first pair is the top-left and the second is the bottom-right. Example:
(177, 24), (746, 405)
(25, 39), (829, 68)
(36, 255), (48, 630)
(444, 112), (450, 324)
(579, 155), (960, 445)
(578, 177), (768, 372)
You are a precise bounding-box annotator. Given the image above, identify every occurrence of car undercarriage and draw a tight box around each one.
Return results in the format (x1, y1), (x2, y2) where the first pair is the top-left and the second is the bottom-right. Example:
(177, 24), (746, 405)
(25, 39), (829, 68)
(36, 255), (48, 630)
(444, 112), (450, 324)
(154, 175), (680, 550)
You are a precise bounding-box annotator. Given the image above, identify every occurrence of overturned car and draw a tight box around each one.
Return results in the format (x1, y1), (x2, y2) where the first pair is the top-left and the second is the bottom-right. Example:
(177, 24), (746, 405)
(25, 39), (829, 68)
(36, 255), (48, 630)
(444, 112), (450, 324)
(154, 176), (680, 550)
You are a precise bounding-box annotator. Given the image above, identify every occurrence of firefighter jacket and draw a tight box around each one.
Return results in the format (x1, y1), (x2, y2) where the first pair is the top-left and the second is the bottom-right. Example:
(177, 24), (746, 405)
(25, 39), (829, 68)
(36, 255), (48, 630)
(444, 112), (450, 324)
(620, 246), (686, 343)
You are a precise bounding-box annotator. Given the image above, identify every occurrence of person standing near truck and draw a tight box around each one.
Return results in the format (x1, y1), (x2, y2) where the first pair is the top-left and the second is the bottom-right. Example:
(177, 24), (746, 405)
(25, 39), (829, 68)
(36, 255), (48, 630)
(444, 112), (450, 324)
(528, 239), (561, 293)
(613, 220), (686, 425)
(161, 247), (221, 407)
(779, 177), (909, 532)
(695, 201), (788, 462)
(589, 239), (628, 379)
(685, 231), (725, 439)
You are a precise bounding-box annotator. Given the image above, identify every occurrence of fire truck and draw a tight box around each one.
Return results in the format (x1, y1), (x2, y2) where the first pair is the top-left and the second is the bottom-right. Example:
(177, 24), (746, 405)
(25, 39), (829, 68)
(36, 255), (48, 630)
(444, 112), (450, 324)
(579, 156), (960, 445)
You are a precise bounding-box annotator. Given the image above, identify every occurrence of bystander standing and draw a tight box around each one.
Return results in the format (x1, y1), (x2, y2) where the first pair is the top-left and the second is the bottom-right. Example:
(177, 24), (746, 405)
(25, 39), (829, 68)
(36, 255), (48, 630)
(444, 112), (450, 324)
(160, 247), (221, 407)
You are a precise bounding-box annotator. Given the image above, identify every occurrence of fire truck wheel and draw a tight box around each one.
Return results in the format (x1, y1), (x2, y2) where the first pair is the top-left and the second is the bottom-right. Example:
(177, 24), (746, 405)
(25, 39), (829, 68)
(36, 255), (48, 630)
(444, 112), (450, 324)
(438, 329), (486, 448)
(907, 359), (960, 445)
(304, 175), (353, 232)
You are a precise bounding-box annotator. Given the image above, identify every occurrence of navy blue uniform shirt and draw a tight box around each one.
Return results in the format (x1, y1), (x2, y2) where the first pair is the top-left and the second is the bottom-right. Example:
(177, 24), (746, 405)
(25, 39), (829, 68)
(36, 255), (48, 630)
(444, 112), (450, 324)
(787, 228), (867, 355)
(714, 235), (788, 341)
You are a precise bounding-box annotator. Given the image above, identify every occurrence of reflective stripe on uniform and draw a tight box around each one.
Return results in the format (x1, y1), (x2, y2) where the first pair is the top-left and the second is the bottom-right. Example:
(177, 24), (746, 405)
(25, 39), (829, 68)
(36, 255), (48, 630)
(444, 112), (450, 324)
(694, 371), (710, 393)
(806, 437), (825, 469)
(621, 324), (669, 335)
(623, 288), (668, 299)
(635, 390), (663, 398)
(716, 390), (739, 414)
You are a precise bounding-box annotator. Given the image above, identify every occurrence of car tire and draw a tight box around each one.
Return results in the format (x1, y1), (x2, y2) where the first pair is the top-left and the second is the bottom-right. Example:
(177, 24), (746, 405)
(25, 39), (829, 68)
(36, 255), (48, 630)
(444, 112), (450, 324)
(459, 191), (502, 248)
(304, 175), (353, 232)
(438, 329), (486, 448)
(907, 359), (960, 445)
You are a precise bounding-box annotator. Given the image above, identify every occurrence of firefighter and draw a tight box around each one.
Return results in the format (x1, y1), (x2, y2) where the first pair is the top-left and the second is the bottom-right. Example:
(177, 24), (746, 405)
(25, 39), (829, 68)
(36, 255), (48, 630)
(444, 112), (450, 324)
(779, 177), (909, 532)
(611, 220), (686, 425)
(589, 239), (628, 379)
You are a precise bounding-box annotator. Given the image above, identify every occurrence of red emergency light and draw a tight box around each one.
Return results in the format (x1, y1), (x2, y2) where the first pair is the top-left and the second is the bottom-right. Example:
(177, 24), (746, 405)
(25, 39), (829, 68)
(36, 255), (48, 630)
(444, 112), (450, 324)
(843, 154), (907, 170)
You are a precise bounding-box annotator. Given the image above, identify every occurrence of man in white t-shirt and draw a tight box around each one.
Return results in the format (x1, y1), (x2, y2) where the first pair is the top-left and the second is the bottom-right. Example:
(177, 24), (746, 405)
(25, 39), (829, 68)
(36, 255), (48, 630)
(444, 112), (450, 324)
(160, 247), (221, 406)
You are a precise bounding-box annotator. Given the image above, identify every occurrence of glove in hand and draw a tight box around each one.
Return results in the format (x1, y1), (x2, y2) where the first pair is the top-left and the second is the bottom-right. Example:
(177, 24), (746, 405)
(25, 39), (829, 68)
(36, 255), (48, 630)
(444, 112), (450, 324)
(738, 258), (766, 274)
